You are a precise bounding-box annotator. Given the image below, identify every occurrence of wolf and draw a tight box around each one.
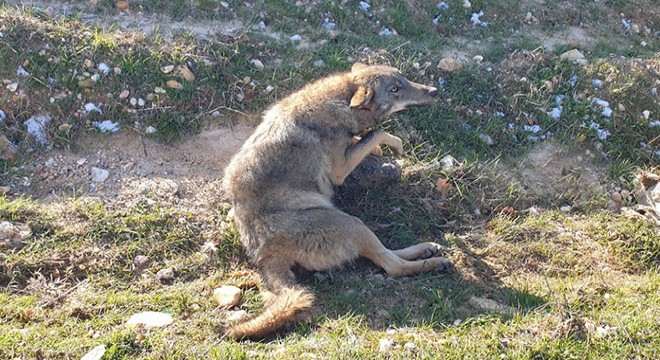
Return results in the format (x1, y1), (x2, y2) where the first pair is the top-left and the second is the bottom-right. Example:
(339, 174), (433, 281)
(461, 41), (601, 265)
(222, 62), (452, 339)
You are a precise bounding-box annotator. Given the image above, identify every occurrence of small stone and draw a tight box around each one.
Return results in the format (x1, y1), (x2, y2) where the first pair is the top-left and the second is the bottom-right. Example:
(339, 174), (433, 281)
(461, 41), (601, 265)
(134, 255), (149, 268)
(265, 85), (274, 93)
(166, 80), (183, 90)
(226, 310), (247, 322)
(290, 34), (302, 42)
(211, 110), (221, 117)
(161, 65), (175, 74)
(620, 189), (631, 199)
(116, 1), (129, 10)
(81, 345), (106, 360)
(127, 312), (174, 328)
(154, 87), (166, 94)
(313, 60), (325, 68)
(78, 79), (95, 88)
(642, 110), (650, 120)
(137, 98), (145, 107)
(453, 318), (462, 326)
(156, 267), (175, 282)
(438, 58), (463, 72)
(379, 338), (394, 353)
(145, 126), (157, 134)
(214, 285), (242, 307)
(83, 59), (94, 69)
(90, 74), (100, 82)
(472, 55), (483, 63)
(91, 167), (109, 182)
(560, 205), (572, 213)
(559, 49), (587, 65)
(403, 342), (416, 351)
(129, 97), (137, 106)
(176, 65), (195, 81)
(6, 82), (18, 92)
(463, 0), (471, 9)
(479, 134), (494, 145)
(119, 89), (130, 99)
(611, 192), (622, 203)
(250, 59), (265, 70)
(58, 123), (72, 132)
(632, 24), (640, 34)
(220, 1), (230, 8)
(640, 41), (647, 47)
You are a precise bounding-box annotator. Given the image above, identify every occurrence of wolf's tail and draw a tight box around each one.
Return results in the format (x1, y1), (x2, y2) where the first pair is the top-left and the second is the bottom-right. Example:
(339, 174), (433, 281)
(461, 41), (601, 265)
(225, 285), (314, 339)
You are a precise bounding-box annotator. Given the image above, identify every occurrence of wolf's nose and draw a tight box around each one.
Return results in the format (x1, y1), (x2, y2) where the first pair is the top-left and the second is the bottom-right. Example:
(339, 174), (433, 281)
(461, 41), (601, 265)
(428, 87), (438, 97)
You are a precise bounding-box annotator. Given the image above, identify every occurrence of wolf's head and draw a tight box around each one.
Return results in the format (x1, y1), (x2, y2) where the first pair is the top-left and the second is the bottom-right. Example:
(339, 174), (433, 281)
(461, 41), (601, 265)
(349, 63), (438, 126)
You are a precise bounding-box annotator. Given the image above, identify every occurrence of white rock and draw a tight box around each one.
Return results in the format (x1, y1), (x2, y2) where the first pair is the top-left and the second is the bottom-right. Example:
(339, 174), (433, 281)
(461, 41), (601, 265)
(313, 60), (325, 68)
(290, 35), (302, 42)
(130, 97), (138, 106)
(379, 28), (397, 36)
(24, 115), (52, 145)
(560, 205), (572, 212)
(214, 285), (242, 307)
(479, 134), (494, 145)
(6, 82), (18, 92)
(92, 120), (119, 133)
(642, 110), (650, 120)
(81, 345), (106, 360)
(250, 59), (265, 70)
(472, 55), (483, 63)
(91, 74), (100, 82)
(154, 87), (166, 94)
(91, 167), (109, 182)
(523, 125), (542, 134)
(226, 310), (247, 322)
(265, 85), (274, 93)
(359, 1), (371, 11)
(146, 126), (157, 134)
(453, 318), (463, 326)
(156, 267), (175, 281)
(463, 0), (471, 9)
(16, 65), (30, 77)
(84, 103), (103, 114)
(440, 154), (457, 171)
(161, 65), (175, 74)
(211, 110), (221, 117)
(559, 49), (587, 65)
(138, 98), (145, 107)
(127, 311), (174, 328)
(403, 342), (416, 351)
(97, 63), (111, 74)
(378, 338), (394, 353)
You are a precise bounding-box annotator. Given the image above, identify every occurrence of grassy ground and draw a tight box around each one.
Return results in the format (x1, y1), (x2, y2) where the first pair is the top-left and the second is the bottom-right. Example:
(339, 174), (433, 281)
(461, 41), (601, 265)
(1, 0), (659, 359)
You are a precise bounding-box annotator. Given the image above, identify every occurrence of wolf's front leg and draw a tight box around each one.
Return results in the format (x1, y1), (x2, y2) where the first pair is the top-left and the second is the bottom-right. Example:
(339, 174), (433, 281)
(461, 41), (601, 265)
(332, 130), (403, 185)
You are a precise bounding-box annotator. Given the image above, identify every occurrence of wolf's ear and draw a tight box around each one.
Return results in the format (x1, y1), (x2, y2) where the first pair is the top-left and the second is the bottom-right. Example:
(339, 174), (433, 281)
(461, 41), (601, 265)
(351, 62), (368, 72)
(350, 85), (374, 110)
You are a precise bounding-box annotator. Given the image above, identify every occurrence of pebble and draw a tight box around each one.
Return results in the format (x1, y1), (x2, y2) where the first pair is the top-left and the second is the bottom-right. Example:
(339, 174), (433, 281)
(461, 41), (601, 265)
(378, 338), (394, 353)
(166, 80), (183, 90)
(478, 134), (494, 145)
(91, 167), (109, 182)
(161, 65), (175, 74)
(472, 55), (483, 63)
(611, 192), (622, 203)
(126, 312), (173, 328)
(6, 82), (18, 92)
(438, 58), (463, 72)
(214, 285), (242, 307)
(559, 49), (587, 65)
(80, 345), (106, 360)
(290, 35), (302, 42)
(156, 267), (175, 282)
(560, 205), (572, 213)
(145, 126), (157, 134)
(211, 110), (221, 117)
(359, 1), (371, 11)
(226, 310), (247, 322)
(90, 74), (100, 82)
(642, 110), (650, 120)
(176, 65), (195, 81)
(265, 85), (274, 93)
(116, 1), (129, 11)
(463, 0), (471, 9)
(137, 98), (145, 107)
(403, 342), (416, 351)
(129, 97), (138, 106)
(154, 87), (166, 94)
(119, 89), (130, 99)
(97, 63), (110, 74)
(84, 59), (94, 69)
(250, 59), (265, 70)
(313, 60), (325, 68)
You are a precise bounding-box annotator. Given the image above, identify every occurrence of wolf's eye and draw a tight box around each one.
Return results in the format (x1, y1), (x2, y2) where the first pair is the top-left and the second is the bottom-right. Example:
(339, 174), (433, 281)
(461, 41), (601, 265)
(390, 86), (399, 93)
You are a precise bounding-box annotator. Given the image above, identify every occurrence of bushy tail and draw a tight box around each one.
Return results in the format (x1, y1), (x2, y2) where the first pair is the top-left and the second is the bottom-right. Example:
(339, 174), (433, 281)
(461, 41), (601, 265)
(225, 286), (314, 339)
